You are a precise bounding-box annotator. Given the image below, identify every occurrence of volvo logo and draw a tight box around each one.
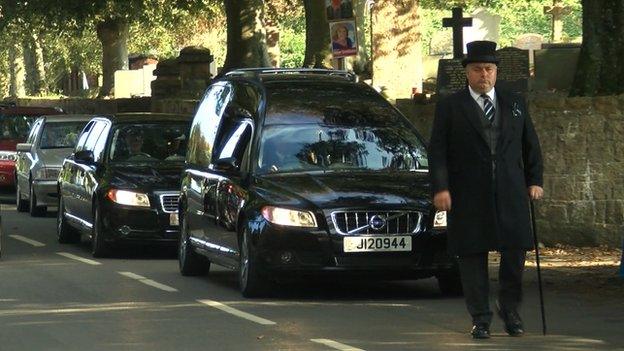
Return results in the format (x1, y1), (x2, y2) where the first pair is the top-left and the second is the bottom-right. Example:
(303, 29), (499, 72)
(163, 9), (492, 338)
(369, 215), (386, 230)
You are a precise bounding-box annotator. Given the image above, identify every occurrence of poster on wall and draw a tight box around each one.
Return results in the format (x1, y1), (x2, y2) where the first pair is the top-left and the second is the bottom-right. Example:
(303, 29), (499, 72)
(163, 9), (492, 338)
(329, 20), (358, 58)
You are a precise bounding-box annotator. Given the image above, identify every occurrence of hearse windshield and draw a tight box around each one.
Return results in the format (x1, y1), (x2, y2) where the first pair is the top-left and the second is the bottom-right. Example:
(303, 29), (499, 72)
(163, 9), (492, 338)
(108, 122), (190, 163)
(259, 83), (428, 174)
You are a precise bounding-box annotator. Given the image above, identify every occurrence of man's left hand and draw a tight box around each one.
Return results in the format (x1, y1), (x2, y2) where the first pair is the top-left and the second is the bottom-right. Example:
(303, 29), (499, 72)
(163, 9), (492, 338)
(528, 185), (544, 200)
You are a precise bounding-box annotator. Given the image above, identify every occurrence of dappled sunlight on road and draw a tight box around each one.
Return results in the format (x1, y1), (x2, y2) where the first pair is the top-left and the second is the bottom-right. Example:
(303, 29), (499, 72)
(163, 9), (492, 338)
(0, 301), (199, 318)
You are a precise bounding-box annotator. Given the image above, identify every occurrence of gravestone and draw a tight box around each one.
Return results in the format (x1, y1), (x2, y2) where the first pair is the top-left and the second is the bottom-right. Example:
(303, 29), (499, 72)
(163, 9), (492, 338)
(442, 7), (473, 59)
(463, 8), (501, 47)
(435, 58), (465, 97)
(435, 47), (530, 97)
(514, 33), (543, 68)
(435, 8), (472, 96)
(534, 43), (580, 91)
(495, 47), (529, 93)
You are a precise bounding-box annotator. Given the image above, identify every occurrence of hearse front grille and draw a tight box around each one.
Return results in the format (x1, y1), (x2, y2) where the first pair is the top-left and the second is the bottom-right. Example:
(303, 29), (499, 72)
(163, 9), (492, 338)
(331, 211), (423, 235)
(159, 193), (180, 213)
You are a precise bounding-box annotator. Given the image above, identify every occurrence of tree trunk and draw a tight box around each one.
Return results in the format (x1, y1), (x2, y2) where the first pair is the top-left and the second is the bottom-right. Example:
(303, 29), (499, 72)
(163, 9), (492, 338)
(371, 0), (422, 99)
(22, 32), (47, 96)
(222, 0), (271, 73)
(570, 0), (624, 96)
(9, 39), (26, 97)
(353, 0), (370, 75)
(265, 2), (280, 67)
(96, 18), (129, 98)
(302, 0), (332, 68)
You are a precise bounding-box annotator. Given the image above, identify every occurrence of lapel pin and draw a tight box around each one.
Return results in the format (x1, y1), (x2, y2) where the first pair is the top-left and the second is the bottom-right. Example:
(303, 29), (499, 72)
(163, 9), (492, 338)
(512, 102), (522, 118)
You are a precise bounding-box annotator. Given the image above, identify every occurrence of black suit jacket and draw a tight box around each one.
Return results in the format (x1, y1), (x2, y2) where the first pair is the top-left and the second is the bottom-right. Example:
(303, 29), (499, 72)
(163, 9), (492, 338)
(428, 88), (543, 255)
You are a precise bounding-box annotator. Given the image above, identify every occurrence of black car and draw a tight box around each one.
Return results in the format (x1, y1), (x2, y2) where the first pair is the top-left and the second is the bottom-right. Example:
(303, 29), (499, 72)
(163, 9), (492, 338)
(57, 113), (192, 257)
(177, 69), (459, 297)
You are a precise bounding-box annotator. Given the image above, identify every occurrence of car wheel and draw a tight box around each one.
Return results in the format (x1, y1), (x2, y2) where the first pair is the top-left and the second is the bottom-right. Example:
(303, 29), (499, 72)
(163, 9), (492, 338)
(29, 184), (46, 217)
(436, 270), (463, 296)
(178, 216), (209, 276)
(16, 181), (28, 212)
(91, 206), (111, 258)
(57, 197), (79, 244)
(239, 227), (268, 298)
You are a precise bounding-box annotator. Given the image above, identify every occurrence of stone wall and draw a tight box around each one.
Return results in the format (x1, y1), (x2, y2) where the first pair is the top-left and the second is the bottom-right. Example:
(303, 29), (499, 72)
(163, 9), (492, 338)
(8, 97), (151, 114)
(397, 94), (624, 247)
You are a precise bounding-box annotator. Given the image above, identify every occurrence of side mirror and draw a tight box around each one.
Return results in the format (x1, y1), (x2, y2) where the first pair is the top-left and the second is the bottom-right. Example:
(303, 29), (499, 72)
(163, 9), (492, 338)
(214, 157), (239, 173)
(74, 150), (95, 164)
(16, 143), (32, 153)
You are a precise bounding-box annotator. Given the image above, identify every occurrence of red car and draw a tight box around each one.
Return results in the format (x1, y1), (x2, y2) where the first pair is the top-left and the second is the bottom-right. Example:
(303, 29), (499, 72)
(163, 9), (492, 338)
(0, 106), (63, 187)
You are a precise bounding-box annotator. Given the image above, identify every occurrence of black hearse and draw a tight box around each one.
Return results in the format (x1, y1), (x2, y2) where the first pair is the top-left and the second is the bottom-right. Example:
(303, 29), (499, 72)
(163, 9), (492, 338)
(57, 113), (192, 257)
(177, 69), (459, 297)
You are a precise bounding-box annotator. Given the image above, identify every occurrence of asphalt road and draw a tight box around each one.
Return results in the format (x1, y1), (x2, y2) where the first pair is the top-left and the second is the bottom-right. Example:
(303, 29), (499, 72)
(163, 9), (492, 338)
(1, 188), (623, 351)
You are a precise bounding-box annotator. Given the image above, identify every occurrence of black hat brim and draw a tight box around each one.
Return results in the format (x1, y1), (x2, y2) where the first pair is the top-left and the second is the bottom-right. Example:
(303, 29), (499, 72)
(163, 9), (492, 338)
(462, 55), (500, 67)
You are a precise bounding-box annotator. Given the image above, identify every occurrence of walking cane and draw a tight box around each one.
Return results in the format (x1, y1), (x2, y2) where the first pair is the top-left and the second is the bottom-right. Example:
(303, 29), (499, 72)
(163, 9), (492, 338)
(530, 201), (547, 335)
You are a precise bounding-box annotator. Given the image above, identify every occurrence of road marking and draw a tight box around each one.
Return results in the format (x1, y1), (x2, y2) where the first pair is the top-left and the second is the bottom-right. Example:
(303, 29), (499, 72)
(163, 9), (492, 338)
(310, 339), (365, 351)
(56, 252), (102, 265)
(118, 272), (178, 292)
(197, 299), (276, 325)
(10, 235), (45, 247)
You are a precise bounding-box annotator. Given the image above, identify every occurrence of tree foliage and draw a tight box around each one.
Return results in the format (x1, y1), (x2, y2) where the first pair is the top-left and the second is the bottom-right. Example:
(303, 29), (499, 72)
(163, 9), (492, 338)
(420, 0), (581, 51)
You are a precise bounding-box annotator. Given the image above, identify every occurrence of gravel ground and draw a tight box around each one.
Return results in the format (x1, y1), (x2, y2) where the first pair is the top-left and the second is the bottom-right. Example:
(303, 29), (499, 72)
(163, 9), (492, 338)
(492, 245), (623, 300)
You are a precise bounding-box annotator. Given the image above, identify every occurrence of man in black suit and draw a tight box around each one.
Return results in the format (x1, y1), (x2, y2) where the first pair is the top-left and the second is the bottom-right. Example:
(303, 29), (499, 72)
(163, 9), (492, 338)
(428, 41), (544, 339)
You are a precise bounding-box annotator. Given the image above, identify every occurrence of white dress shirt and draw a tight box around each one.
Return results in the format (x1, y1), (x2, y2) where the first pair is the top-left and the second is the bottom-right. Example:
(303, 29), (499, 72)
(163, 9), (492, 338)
(468, 86), (496, 112)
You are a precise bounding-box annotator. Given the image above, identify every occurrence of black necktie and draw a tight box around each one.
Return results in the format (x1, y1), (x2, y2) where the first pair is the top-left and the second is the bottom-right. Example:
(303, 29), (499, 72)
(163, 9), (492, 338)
(481, 94), (494, 123)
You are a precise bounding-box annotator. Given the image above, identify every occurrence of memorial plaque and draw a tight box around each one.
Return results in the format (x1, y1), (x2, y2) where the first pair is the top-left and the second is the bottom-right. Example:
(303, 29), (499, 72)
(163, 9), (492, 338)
(495, 47), (529, 93)
(435, 58), (466, 97)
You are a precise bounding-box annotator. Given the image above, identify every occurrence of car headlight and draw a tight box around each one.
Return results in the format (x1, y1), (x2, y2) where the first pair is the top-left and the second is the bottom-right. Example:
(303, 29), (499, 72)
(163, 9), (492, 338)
(35, 167), (60, 180)
(433, 211), (447, 229)
(261, 206), (317, 227)
(106, 189), (151, 208)
(0, 151), (17, 162)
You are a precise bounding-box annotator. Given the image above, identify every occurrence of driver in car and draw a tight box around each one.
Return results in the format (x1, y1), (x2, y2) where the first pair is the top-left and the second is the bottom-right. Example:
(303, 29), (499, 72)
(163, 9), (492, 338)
(124, 128), (153, 161)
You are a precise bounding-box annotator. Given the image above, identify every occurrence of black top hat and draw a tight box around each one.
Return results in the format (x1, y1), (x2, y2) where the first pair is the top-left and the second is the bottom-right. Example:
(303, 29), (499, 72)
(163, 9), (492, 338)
(462, 40), (500, 67)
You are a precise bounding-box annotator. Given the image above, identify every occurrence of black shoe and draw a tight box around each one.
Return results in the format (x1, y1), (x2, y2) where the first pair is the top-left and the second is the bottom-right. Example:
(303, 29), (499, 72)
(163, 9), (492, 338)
(471, 324), (491, 339)
(496, 302), (524, 336)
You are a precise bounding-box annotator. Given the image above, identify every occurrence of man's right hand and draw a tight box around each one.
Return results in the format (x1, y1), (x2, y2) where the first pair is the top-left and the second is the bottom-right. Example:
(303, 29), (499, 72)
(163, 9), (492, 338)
(433, 190), (452, 211)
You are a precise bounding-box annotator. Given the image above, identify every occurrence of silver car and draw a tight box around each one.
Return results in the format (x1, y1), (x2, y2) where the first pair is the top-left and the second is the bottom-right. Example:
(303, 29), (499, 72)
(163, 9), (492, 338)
(15, 115), (93, 216)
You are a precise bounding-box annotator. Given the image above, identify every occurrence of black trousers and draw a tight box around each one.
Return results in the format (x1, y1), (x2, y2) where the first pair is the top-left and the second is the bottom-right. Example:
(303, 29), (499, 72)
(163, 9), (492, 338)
(457, 250), (526, 326)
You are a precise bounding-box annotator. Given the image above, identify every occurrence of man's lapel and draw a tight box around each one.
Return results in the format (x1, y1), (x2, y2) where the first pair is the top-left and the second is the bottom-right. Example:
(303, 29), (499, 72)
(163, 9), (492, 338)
(496, 90), (514, 152)
(459, 89), (488, 145)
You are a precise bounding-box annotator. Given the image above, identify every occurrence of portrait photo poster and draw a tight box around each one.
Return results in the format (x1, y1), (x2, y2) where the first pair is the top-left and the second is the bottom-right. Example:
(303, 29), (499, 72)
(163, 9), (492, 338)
(329, 20), (358, 58)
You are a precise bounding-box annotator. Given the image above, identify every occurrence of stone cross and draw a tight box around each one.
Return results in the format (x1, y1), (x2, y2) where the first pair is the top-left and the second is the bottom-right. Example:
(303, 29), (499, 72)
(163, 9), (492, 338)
(544, 0), (571, 43)
(442, 7), (473, 59)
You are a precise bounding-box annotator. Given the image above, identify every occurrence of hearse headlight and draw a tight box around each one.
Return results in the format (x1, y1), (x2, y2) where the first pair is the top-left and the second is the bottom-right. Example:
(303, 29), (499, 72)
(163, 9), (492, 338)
(261, 206), (317, 228)
(433, 211), (447, 229)
(0, 151), (17, 162)
(106, 189), (151, 208)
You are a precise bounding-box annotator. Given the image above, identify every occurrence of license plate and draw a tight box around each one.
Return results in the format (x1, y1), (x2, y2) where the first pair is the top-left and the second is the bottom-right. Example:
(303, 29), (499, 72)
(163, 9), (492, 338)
(343, 236), (412, 252)
(169, 213), (179, 226)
